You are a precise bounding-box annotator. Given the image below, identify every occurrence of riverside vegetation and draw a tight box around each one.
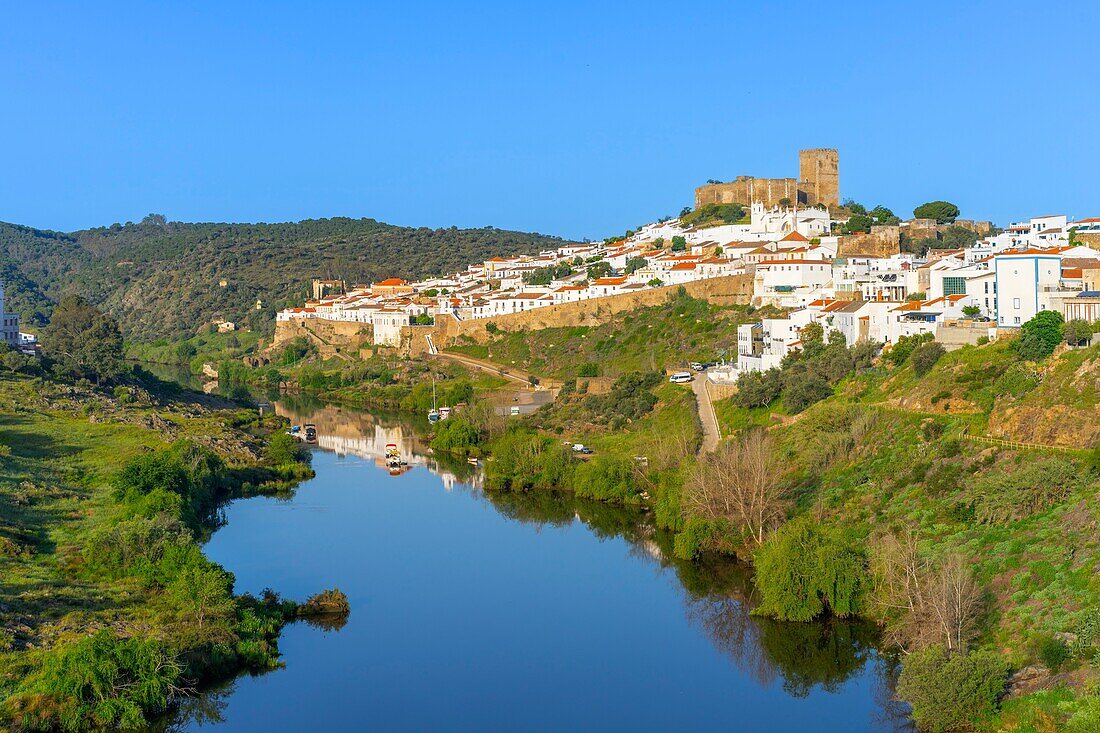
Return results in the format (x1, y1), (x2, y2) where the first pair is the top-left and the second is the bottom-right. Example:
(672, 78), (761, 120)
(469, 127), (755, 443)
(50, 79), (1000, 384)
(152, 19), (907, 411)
(0, 302), (346, 731)
(421, 294), (1100, 733)
(12, 282), (1100, 731)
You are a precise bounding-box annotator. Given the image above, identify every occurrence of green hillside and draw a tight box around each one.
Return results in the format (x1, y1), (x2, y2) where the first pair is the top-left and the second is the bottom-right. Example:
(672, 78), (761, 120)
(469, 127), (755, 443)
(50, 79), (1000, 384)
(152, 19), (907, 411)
(0, 217), (574, 340)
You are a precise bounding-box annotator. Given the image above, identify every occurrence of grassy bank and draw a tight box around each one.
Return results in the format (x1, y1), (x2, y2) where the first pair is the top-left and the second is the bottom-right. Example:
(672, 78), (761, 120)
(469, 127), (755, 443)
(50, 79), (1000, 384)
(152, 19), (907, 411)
(0, 370), (336, 730)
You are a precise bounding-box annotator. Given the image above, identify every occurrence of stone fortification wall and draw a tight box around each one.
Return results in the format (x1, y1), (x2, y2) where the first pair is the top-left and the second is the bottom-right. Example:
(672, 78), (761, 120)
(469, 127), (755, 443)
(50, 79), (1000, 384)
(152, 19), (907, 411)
(694, 177), (799, 209)
(837, 225), (901, 258)
(278, 275), (752, 357)
(416, 275), (753, 350)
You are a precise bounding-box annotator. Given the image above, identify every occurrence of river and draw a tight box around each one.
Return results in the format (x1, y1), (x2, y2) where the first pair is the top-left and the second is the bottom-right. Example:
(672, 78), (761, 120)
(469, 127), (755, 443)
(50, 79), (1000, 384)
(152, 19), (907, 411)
(163, 396), (911, 732)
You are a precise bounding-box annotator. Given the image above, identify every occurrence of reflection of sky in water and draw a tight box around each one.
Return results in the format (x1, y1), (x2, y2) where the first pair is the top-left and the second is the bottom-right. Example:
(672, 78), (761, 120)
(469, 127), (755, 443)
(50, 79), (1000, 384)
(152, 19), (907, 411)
(164, 403), (910, 733)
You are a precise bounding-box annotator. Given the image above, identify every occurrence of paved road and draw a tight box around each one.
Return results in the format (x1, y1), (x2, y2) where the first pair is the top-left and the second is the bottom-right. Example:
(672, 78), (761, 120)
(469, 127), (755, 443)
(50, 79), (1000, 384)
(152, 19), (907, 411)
(692, 373), (721, 453)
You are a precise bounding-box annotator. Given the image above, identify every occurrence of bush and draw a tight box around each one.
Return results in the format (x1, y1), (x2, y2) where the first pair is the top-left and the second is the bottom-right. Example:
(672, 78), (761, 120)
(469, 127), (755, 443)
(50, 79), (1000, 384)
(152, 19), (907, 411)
(430, 416), (481, 453)
(264, 431), (311, 467)
(734, 368), (782, 408)
(577, 362), (600, 378)
(885, 332), (933, 366)
(967, 457), (1084, 524)
(484, 429), (575, 492)
(896, 646), (1010, 733)
(1063, 319), (1093, 347)
(913, 200), (960, 223)
(780, 369), (832, 414)
(911, 341), (946, 376)
(573, 456), (638, 503)
(753, 517), (866, 621)
(1013, 311), (1064, 360)
(8, 630), (181, 731)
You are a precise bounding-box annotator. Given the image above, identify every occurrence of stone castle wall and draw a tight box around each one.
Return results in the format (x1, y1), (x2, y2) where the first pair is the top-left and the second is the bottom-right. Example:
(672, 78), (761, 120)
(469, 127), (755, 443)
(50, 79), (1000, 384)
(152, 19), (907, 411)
(402, 274), (754, 354)
(694, 148), (839, 210)
(837, 225), (901, 258)
(694, 177), (799, 209)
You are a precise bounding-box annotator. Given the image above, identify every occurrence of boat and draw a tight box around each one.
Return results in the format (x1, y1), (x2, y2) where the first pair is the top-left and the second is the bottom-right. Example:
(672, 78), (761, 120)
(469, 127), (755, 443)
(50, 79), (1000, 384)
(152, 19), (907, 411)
(385, 442), (402, 469)
(304, 424), (317, 443)
(466, 456), (479, 466)
(289, 425), (301, 434)
(439, 406), (451, 420)
(427, 377), (441, 422)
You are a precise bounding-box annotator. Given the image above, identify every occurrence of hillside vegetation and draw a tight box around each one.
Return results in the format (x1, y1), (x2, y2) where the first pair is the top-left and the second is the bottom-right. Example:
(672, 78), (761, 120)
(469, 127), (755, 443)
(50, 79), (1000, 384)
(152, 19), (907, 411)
(448, 290), (781, 380)
(0, 217), (573, 340)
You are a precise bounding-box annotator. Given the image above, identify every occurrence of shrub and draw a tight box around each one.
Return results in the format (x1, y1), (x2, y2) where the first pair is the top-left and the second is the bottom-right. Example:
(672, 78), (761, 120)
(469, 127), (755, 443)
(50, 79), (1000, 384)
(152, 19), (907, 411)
(485, 322), (499, 334)
(968, 457), (1084, 524)
(733, 368), (782, 408)
(911, 341), (946, 376)
(264, 431), (311, 467)
(573, 456), (638, 503)
(780, 369), (832, 414)
(8, 630), (181, 731)
(484, 429), (575, 492)
(896, 646), (1010, 733)
(885, 332), (933, 366)
(1013, 311), (1064, 360)
(753, 517), (866, 621)
(430, 416), (481, 453)
(1064, 319), (1093, 347)
(576, 362), (600, 378)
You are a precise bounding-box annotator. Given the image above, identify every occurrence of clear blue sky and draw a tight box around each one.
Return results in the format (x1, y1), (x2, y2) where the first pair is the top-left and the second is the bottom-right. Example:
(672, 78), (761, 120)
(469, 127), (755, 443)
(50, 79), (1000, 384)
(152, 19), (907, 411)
(1, 1), (1096, 240)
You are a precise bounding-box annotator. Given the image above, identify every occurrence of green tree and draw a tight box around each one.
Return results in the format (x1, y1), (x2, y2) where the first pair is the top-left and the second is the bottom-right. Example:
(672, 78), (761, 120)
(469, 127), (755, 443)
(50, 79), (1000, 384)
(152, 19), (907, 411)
(896, 645), (1010, 733)
(586, 260), (613, 279)
(624, 256), (648, 274)
(870, 205), (900, 225)
(45, 295), (124, 384)
(1063, 319), (1092, 346)
(910, 341), (946, 376)
(671, 235), (687, 252)
(753, 516), (867, 622)
(913, 200), (960, 223)
(961, 304), (982, 318)
(842, 214), (874, 234)
(1013, 311), (1064, 360)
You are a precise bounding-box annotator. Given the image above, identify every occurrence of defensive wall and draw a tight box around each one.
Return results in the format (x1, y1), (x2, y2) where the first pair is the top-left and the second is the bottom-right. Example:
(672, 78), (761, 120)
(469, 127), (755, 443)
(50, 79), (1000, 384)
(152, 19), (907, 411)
(274, 274), (753, 358)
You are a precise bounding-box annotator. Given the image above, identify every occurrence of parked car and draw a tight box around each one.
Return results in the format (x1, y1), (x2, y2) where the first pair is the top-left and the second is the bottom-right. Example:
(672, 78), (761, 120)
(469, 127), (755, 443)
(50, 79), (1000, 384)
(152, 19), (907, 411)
(509, 406), (521, 416)
(669, 372), (693, 384)
(689, 362), (704, 371)
(571, 443), (592, 454)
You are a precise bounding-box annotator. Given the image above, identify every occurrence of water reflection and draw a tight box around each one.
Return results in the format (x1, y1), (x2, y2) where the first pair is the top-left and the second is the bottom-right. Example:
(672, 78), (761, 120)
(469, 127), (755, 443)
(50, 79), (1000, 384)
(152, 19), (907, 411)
(159, 392), (911, 731)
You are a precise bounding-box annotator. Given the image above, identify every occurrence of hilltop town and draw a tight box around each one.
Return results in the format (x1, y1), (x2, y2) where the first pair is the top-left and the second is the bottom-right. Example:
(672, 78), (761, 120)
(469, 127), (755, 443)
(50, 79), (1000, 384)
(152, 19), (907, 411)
(276, 149), (1100, 375)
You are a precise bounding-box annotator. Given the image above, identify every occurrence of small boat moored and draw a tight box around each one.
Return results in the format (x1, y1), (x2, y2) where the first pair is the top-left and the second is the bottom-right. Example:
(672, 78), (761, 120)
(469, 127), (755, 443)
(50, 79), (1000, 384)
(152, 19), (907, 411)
(304, 424), (317, 443)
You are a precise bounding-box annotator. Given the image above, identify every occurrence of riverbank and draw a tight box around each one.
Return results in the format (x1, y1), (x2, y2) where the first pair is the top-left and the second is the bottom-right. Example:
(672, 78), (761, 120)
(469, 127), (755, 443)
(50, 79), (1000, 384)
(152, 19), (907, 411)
(0, 369), (334, 730)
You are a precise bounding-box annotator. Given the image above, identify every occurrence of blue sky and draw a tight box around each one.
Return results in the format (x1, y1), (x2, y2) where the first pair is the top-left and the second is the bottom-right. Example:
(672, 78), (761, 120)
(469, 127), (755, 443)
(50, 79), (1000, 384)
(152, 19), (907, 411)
(1, 1), (1096, 240)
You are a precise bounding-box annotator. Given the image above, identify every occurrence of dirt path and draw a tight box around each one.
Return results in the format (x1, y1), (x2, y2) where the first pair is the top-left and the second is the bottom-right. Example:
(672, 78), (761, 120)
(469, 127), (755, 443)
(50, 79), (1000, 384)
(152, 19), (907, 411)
(431, 351), (539, 388)
(693, 373), (721, 453)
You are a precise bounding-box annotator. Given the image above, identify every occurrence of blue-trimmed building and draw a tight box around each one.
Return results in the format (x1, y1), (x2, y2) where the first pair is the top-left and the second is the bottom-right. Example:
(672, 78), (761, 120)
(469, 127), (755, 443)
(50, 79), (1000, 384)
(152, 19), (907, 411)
(993, 251), (1062, 327)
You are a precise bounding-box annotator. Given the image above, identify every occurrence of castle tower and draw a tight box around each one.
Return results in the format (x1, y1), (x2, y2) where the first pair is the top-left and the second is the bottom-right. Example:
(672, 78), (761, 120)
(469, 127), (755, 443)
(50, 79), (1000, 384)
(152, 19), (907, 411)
(798, 148), (839, 208)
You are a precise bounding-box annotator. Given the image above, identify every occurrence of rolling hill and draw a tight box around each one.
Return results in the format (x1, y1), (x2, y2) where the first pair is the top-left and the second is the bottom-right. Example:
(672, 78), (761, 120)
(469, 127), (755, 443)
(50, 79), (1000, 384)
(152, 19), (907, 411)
(0, 216), (574, 341)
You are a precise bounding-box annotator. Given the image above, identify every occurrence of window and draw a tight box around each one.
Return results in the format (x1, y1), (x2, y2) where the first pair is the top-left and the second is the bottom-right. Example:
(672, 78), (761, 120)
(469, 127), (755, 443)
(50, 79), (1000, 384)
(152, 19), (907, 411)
(943, 277), (967, 296)
(1013, 297), (1021, 309)
(1014, 317), (1021, 324)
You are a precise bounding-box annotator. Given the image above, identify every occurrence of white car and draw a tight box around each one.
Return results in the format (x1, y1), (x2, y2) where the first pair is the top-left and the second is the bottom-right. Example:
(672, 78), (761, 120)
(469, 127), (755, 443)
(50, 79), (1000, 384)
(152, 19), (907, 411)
(669, 372), (693, 384)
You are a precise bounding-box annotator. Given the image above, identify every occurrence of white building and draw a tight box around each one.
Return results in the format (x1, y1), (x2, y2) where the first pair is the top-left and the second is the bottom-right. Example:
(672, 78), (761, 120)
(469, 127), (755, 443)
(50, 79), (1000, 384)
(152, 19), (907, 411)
(0, 282), (20, 348)
(993, 251), (1062, 327)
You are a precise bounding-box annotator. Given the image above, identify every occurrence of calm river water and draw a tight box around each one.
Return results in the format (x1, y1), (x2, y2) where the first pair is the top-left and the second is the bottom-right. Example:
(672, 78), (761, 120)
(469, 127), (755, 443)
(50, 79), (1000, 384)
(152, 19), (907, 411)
(164, 397), (910, 732)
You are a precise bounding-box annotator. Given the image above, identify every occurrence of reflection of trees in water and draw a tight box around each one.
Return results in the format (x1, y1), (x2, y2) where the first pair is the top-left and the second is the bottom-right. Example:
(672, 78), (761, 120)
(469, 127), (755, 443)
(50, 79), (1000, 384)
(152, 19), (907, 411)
(479, 489), (901, 712)
(150, 682), (234, 731)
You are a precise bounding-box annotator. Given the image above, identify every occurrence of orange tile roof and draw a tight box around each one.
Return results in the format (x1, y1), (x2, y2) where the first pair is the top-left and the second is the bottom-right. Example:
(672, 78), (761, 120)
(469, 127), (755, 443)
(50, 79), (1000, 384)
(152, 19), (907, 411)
(781, 230), (809, 242)
(376, 278), (408, 286)
(592, 277), (628, 285)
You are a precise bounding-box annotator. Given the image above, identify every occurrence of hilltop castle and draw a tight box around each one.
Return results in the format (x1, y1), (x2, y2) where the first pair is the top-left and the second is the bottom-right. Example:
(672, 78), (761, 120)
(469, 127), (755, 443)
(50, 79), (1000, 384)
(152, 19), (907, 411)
(694, 148), (839, 210)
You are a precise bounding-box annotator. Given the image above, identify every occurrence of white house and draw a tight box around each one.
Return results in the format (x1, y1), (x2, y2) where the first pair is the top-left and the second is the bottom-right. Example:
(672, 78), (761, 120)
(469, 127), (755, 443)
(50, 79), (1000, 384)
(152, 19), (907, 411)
(993, 250), (1062, 327)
